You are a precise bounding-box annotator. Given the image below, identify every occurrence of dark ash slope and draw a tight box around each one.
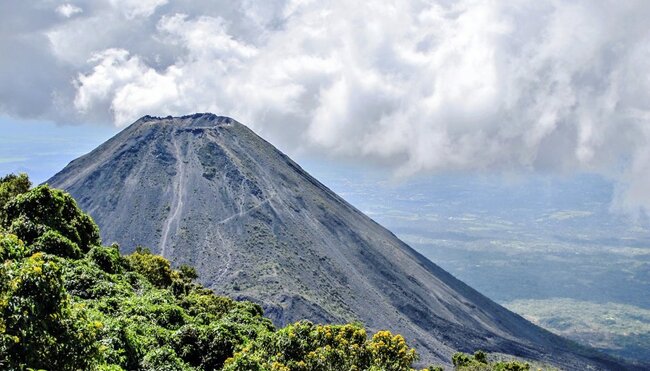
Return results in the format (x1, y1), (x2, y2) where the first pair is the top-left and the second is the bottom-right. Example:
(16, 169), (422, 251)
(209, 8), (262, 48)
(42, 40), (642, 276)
(49, 114), (624, 369)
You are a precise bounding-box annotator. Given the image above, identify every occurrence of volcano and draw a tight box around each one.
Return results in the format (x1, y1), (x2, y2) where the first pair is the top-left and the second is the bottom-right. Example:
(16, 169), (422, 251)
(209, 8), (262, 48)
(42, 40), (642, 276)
(48, 113), (622, 369)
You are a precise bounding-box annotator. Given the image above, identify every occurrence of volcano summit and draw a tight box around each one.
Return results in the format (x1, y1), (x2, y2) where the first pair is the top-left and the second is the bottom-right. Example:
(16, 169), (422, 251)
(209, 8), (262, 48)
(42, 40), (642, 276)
(49, 113), (621, 369)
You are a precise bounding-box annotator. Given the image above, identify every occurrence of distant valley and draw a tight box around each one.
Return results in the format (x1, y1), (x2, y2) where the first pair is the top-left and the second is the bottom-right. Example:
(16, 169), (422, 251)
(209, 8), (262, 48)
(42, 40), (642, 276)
(506, 299), (650, 363)
(302, 163), (650, 363)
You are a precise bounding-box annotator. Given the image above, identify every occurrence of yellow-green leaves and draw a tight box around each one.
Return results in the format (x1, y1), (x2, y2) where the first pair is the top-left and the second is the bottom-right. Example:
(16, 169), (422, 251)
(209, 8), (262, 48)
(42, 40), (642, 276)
(224, 321), (420, 371)
(126, 247), (174, 288)
(0, 252), (100, 369)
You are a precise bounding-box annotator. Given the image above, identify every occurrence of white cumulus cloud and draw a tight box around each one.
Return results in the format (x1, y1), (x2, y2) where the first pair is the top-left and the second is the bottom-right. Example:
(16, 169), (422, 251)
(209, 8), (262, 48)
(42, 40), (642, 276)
(56, 4), (83, 18)
(3, 0), (650, 214)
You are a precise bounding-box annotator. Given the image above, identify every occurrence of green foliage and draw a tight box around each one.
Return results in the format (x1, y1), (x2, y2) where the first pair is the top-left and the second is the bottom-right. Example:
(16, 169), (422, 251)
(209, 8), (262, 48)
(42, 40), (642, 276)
(452, 351), (531, 371)
(368, 330), (419, 370)
(88, 243), (126, 274)
(179, 264), (198, 280)
(142, 345), (193, 371)
(126, 246), (174, 288)
(0, 233), (26, 261)
(0, 252), (100, 370)
(2, 184), (101, 251)
(62, 257), (131, 300)
(492, 362), (531, 371)
(0, 173), (31, 226)
(0, 175), (278, 370)
(31, 229), (82, 258)
(453, 352), (473, 367)
(474, 350), (488, 364)
(223, 321), (419, 371)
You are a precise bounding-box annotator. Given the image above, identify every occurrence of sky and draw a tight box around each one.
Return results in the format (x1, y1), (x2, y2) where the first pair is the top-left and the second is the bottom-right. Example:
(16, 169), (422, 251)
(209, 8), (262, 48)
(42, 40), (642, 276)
(2, 0), (650, 216)
(0, 116), (117, 183)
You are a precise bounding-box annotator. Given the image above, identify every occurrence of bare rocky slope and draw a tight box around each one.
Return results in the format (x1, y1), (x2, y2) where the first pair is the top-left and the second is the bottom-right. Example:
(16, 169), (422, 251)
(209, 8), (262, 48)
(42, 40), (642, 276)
(49, 114), (626, 369)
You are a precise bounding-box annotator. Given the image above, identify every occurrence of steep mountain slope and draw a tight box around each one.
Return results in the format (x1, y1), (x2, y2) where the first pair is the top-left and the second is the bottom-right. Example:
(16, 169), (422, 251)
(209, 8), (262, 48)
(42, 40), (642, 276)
(48, 114), (622, 369)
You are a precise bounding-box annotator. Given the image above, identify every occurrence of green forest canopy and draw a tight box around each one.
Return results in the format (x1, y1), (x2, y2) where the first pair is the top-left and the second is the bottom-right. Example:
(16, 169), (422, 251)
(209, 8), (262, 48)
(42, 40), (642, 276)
(0, 173), (531, 371)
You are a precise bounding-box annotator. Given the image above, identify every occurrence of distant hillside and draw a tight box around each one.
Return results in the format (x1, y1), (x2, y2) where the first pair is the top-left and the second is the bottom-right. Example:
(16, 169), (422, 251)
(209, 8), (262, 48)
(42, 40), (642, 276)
(49, 113), (627, 369)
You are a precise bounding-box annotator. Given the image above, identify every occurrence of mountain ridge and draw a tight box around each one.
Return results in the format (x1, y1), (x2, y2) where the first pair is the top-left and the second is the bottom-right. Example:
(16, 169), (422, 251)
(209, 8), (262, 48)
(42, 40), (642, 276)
(48, 113), (627, 369)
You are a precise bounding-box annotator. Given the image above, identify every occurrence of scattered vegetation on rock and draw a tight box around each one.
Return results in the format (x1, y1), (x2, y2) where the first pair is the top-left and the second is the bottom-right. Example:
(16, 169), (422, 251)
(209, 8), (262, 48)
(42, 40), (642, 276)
(450, 351), (533, 371)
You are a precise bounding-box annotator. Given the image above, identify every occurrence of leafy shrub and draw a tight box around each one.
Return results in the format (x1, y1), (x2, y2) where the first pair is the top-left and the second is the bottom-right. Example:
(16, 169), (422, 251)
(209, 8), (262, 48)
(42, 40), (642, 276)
(180, 291), (236, 319)
(2, 185), (100, 251)
(31, 229), (82, 258)
(172, 324), (203, 366)
(88, 243), (125, 274)
(0, 253), (100, 370)
(368, 330), (418, 370)
(452, 351), (531, 371)
(492, 361), (531, 371)
(126, 247), (173, 288)
(453, 352), (473, 367)
(0, 173), (30, 225)
(474, 350), (488, 364)
(224, 321), (419, 371)
(179, 264), (198, 280)
(0, 233), (26, 261)
(142, 345), (193, 371)
(62, 257), (131, 299)
(198, 322), (244, 369)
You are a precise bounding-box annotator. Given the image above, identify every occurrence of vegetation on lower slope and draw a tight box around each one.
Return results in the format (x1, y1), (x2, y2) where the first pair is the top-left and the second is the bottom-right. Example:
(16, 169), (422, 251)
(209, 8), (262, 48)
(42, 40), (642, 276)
(449, 351), (549, 371)
(0, 174), (532, 370)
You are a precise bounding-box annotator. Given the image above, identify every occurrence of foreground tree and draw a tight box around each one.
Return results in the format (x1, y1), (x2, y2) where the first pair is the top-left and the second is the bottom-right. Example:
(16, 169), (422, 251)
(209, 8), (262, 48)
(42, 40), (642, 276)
(0, 245), (100, 369)
(1, 184), (100, 252)
(0, 173), (30, 226)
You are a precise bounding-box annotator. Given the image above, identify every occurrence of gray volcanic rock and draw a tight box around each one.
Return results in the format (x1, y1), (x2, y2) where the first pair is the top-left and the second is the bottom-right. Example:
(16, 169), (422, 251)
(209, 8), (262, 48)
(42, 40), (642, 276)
(49, 114), (624, 369)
